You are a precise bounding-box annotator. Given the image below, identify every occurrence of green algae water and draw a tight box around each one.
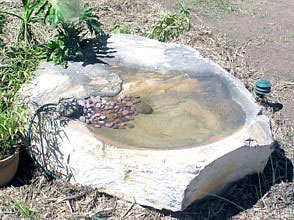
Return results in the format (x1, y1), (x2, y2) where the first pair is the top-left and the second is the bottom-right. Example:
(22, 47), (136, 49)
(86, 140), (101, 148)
(91, 70), (246, 150)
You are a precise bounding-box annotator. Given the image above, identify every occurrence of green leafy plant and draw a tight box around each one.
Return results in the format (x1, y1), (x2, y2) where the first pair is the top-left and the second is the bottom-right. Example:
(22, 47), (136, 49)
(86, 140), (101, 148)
(0, 46), (43, 160)
(148, 2), (191, 42)
(0, 0), (48, 46)
(46, 22), (84, 68)
(0, 103), (27, 160)
(44, 1), (104, 67)
(112, 23), (133, 34)
(8, 201), (39, 219)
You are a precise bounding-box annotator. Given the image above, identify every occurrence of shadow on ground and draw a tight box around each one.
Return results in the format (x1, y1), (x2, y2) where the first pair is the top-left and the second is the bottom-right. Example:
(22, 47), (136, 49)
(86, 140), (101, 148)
(159, 143), (293, 220)
(7, 148), (36, 187)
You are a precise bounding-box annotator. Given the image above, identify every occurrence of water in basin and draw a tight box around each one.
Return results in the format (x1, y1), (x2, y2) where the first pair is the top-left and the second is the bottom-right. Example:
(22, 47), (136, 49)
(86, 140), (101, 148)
(91, 70), (246, 150)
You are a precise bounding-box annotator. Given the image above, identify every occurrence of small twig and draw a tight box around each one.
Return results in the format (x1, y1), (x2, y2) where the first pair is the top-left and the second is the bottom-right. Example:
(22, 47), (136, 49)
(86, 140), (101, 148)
(120, 199), (136, 220)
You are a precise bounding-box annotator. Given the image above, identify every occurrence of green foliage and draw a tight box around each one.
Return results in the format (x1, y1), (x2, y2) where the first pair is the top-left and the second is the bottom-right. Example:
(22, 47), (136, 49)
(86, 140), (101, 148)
(112, 24), (133, 34)
(81, 3), (103, 38)
(45, 1), (103, 67)
(46, 22), (84, 68)
(0, 103), (27, 159)
(0, 0), (48, 46)
(8, 201), (39, 219)
(0, 1), (104, 158)
(0, 46), (43, 159)
(148, 2), (190, 42)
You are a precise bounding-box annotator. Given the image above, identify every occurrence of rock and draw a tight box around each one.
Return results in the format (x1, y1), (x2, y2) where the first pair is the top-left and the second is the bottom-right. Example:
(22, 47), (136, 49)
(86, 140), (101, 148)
(135, 102), (153, 114)
(126, 123), (135, 128)
(105, 122), (114, 128)
(122, 110), (130, 115)
(125, 101), (133, 107)
(79, 116), (86, 123)
(23, 34), (274, 212)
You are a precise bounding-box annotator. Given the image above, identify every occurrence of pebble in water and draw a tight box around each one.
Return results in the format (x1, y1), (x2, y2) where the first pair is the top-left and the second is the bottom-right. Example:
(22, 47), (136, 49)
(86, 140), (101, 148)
(126, 123), (135, 128)
(135, 102), (153, 114)
(122, 110), (130, 116)
(78, 93), (151, 130)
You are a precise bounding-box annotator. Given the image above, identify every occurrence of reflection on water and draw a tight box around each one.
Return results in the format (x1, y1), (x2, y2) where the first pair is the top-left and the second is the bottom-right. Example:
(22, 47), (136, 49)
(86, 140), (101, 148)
(91, 70), (246, 150)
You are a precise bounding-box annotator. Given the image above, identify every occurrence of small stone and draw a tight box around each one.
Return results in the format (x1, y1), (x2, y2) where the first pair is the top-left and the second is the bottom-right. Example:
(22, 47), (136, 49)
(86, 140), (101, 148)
(77, 100), (85, 106)
(105, 122), (114, 128)
(112, 125), (119, 129)
(125, 116), (134, 120)
(121, 117), (129, 122)
(114, 119), (121, 124)
(133, 99), (141, 104)
(130, 105), (136, 111)
(126, 123), (135, 128)
(95, 124), (101, 128)
(122, 110), (130, 115)
(109, 101), (116, 106)
(96, 103), (101, 108)
(126, 101), (133, 107)
(135, 102), (153, 114)
(106, 114), (115, 120)
(134, 95), (140, 98)
(133, 111), (139, 116)
(98, 120), (105, 124)
(85, 119), (90, 124)
(100, 115), (106, 120)
(86, 103), (93, 109)
(79, 116), (86, 123)
(120, 93), (126, 99)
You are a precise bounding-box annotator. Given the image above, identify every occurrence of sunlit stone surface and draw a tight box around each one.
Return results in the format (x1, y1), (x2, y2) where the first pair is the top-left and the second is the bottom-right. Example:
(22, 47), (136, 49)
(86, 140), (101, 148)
(22, 34), (274, 211)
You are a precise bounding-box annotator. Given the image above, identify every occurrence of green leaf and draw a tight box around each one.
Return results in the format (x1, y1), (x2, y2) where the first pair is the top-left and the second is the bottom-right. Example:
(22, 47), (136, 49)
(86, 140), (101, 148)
(52, 13), (59, 26)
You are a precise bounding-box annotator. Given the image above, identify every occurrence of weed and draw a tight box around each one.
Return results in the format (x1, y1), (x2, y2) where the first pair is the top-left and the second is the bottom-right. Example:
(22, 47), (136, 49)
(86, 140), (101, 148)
(112, 24), (133, 34)
(148, 2), (190, 42)
(187, 0), (234, 18)
(0, 46), (43, 159)
(8, 201), (39, 219)
(0, 0), (49, 46)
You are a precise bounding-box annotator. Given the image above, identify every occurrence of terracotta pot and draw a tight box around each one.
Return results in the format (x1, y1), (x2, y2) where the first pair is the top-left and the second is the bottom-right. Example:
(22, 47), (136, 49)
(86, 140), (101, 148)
(0, 152), (19, 187)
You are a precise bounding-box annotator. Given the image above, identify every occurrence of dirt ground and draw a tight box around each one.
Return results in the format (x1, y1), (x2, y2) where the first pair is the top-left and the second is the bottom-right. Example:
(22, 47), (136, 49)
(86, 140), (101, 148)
(1, 0), (294, 219)
(156, 0), (294, 125)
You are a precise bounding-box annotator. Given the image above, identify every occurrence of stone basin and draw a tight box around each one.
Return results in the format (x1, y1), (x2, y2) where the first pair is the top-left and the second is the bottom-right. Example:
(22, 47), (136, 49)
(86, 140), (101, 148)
(92, 68), (245, 150)
(21, 34), (274, 211)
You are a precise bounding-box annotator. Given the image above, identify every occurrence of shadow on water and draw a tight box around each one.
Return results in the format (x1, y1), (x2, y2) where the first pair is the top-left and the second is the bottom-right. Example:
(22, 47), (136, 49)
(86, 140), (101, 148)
(159, 142), (293, 220)
(73, 34), (117, 66)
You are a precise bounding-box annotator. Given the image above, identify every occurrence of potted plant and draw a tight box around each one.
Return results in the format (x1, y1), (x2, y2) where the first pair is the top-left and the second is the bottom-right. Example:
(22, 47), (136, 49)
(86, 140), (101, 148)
(0, 100), (27, 187)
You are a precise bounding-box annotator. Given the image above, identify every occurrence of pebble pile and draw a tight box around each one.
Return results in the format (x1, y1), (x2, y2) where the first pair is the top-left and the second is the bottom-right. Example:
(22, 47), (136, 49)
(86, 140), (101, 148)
(77, 93), (152, 129)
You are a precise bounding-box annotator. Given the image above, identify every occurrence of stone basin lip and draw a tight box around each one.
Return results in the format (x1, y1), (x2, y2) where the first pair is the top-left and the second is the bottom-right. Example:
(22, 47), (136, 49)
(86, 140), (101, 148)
(22, 34), (274, 212)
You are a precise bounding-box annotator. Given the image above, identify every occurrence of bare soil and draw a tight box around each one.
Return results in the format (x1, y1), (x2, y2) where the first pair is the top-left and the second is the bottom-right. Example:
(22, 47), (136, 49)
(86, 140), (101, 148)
(156, 0), (294, 124)
(1, 0), (294, 219)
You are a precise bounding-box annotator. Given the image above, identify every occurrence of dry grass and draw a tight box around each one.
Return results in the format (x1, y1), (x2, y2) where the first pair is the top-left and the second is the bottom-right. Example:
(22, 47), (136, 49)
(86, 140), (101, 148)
(1, 0), (294, 219)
